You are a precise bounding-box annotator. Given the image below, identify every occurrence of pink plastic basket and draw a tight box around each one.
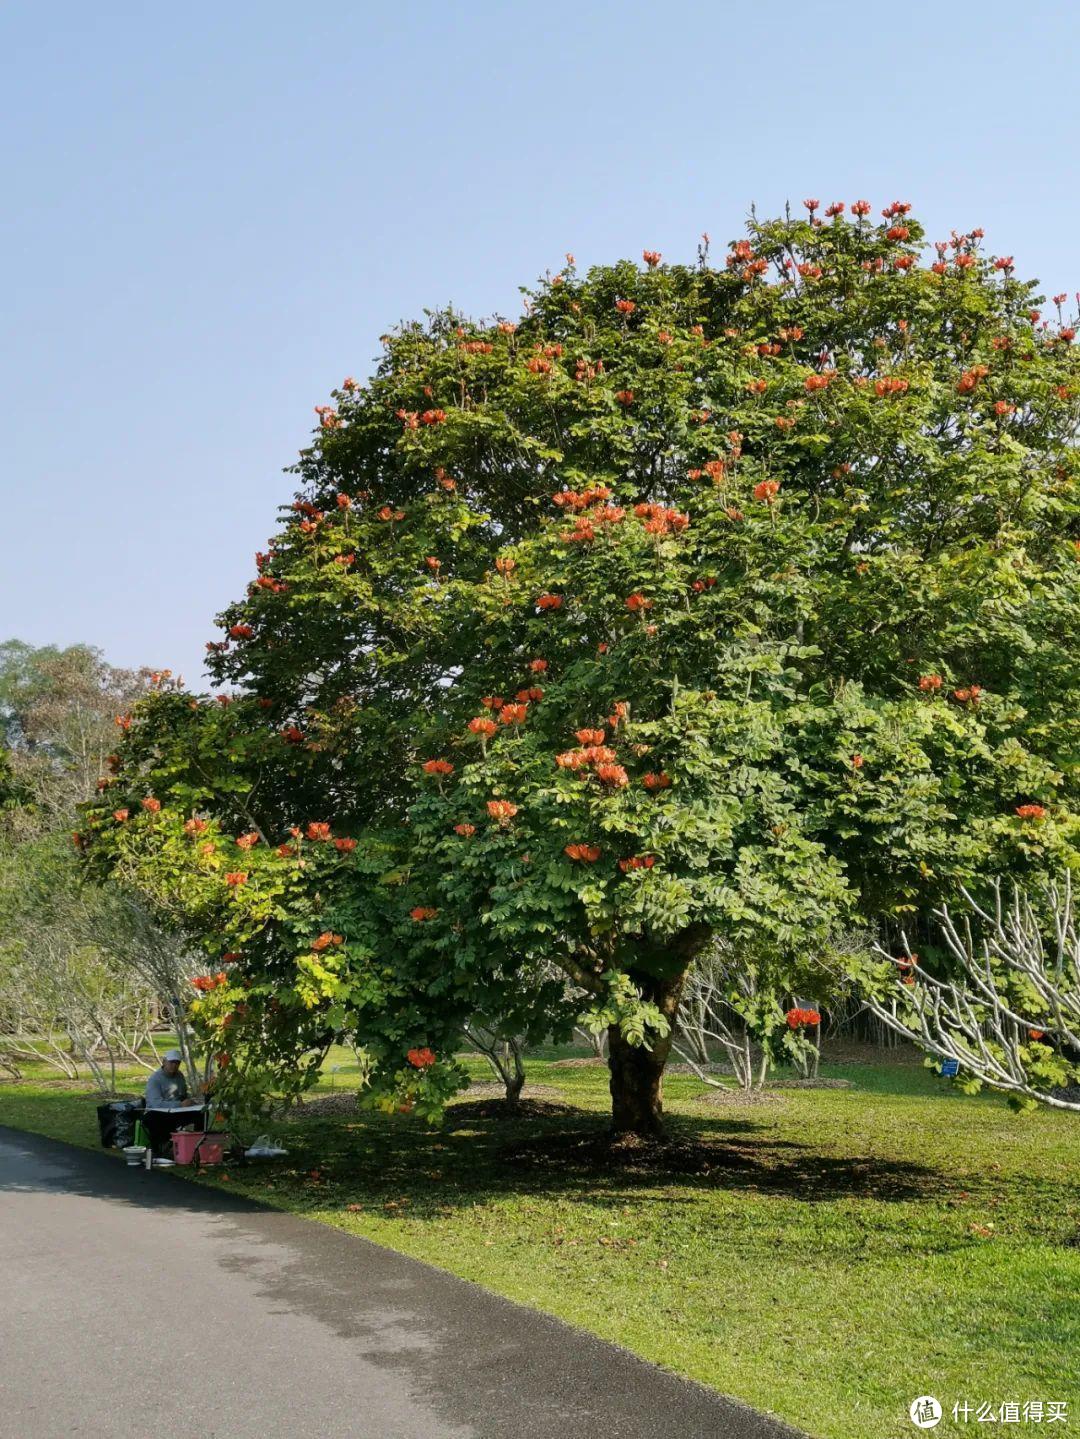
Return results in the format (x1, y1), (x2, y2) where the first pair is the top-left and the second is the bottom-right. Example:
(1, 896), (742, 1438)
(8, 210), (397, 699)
(171, 1130), (227, 1165)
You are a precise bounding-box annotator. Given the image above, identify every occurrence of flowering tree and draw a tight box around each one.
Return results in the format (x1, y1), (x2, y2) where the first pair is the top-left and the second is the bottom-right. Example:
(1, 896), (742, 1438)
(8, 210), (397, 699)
(84, 203), (1080, 1135)
(673, 938), (836, 1091)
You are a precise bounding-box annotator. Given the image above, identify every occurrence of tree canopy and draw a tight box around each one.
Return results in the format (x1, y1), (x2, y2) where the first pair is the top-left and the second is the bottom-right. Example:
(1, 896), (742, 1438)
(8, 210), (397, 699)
(82, 203), (1080, 1132)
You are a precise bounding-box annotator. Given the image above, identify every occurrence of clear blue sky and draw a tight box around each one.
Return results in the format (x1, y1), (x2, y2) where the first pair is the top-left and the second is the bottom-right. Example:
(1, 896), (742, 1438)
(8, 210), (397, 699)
(3, 1), (1078, 690)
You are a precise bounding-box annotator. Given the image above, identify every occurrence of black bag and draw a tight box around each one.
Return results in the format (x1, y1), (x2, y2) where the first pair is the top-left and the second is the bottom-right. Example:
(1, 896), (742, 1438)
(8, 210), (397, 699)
(96, 1099), (144, 1149)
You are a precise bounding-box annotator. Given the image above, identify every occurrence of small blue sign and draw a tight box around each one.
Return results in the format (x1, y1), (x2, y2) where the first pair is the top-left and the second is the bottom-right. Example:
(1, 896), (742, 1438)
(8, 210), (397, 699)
(940, 1058), (959, 1078)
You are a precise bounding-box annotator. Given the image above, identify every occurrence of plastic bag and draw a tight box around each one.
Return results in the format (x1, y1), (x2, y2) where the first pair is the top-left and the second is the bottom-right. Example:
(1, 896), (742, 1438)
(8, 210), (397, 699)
(245, 1134), (288, 1158)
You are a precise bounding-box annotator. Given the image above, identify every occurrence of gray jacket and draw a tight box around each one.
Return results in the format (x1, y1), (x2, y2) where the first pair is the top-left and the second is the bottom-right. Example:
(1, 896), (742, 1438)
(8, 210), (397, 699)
(145, 1067), (189, 1108)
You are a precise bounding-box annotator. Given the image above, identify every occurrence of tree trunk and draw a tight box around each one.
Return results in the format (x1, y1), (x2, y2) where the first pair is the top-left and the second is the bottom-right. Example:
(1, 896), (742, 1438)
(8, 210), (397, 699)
(502, 1038), (526, 1105)
(608, 1026), (668, 1137)
(607, 961), (696, 1139)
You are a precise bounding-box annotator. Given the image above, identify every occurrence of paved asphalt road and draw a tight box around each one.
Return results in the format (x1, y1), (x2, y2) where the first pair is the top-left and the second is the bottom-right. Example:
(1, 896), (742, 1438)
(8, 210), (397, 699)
(0, 1126), (804, 1439)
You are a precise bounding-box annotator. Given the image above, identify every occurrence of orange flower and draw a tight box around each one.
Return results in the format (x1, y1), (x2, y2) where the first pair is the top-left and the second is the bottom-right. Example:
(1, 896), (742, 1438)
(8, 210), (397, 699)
(918, 674), (943, 692)
(615, 389), (635, 406)
(225, 872), (248, 887)
(528, 658), (548, 673)
(495, 556), (516, 575)
(113, 808), (129, 822)
(625, 593), (653, 612)
(642, 772), (671, 791)
(619, 855), (656, 872)
(334, 837), (357, 852)
(306, 822), (332, 841)
(564, 843), (601, 863)
(141, 796), (161, 813)
(537, 594), (563, 611)
(407, 1047), (436, 1068)
(468, 716), (498, 737)
(486, 799), (518, 823)
(422, 758), (454, 776)
(786, 1007), (820, 1029)
(957, 365), (989, 394)
(425, 556), (441, 571)
(575, 728), (606, 746)
(236, 831), (260, 849)
(556, 749), (588, 770)
(642, 250), (661, 267)
(454, 823), (476, 837)
(753, 479), (780, 503)
(874, 377), (909, 397)
(410, 906), (438, 921)
(481, 695), (505, 710)
(498, 702), (528, 725)
(311, 931), (344, 952)
(229, 624), (254, 640)
(1015, 804), (1047, 820)
(594, 763), (629, 787)
(1028, 1030), (1046, 1041)
(851, 754), (864, 769)
(615, 299), (636, 314)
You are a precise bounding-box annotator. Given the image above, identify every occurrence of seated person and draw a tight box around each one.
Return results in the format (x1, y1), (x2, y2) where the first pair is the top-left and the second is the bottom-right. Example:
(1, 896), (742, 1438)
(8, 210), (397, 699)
(145, 1049), (198, 1109)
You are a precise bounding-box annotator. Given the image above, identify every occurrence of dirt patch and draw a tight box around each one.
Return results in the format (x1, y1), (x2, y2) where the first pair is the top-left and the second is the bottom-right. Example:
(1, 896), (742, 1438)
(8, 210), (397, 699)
(289, 1092), (364, 1119)
(0, 1077), (116, 1092)
(456, 1082), (567, 1102)
(549, 1057), (606, 1069)
(767, 1078), (853, 1090)
(690, 1087), (781, 1107)
(446, 1097), (583, 1123)
(667, 1062), (734, 1076)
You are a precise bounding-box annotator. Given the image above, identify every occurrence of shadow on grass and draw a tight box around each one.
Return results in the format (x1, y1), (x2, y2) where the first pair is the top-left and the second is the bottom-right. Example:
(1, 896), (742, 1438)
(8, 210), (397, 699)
(259, 1100), (945, 1215)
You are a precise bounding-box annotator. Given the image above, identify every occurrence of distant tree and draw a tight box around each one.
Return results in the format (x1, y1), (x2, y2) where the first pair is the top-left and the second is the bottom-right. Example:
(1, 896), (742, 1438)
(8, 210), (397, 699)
(0, 641), (148, 819)
(0, 645), (203, 1089)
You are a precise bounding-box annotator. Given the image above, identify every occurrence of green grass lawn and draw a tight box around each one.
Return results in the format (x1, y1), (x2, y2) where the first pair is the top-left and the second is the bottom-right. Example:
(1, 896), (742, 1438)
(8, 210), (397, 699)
(2, 1048), (1078, 1439)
